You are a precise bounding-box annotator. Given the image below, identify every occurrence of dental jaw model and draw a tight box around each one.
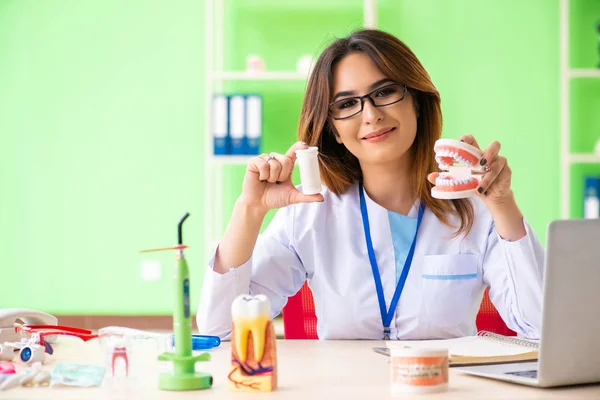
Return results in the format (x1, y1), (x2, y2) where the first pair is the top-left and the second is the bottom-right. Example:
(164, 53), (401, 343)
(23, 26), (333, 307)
(432, 138), (485, 199)
(228, 294), (277, 392)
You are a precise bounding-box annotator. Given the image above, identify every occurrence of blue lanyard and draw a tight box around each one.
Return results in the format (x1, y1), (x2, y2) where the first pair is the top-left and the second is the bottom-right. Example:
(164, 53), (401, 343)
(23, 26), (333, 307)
(359, 181), (425, 340)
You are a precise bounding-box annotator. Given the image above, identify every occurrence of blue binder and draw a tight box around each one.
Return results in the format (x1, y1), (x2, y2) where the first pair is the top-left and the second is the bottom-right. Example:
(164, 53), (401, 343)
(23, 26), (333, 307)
(229, 95), (247, 155)
(212, 95), (229, 155)
(584, 176), (600, 218)
(245, 94), (262, 155)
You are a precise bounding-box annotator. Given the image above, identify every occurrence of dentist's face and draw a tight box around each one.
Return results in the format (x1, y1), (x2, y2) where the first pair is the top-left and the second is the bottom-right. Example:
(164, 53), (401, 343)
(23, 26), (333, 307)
(329, 52), (418, 166)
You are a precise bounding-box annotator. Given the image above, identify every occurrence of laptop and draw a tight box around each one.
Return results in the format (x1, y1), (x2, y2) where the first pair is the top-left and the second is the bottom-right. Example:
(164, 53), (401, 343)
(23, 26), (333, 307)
(455, 218), (600, 387)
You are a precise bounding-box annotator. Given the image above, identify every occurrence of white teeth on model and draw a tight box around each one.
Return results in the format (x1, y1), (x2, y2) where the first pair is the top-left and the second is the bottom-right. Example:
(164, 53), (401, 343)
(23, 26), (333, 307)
(435, 177), (473, 186)
(231, 294), (271, 363)
(435, 148), (475, 168)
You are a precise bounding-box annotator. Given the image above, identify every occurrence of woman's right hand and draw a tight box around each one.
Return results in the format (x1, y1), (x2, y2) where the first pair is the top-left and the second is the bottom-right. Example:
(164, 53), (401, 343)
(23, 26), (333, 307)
(239, 142), (324, 213)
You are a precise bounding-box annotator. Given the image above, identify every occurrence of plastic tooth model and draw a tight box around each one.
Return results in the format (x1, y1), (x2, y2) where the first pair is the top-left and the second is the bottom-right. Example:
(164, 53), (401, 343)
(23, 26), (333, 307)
(432, 138), (486, 199)
(98, 326), (166, 379)
(228, 294), (277, 392)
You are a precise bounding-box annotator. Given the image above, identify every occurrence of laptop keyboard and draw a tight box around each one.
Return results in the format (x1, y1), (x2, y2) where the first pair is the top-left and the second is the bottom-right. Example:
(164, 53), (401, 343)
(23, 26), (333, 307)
(505, 370), (538, 379)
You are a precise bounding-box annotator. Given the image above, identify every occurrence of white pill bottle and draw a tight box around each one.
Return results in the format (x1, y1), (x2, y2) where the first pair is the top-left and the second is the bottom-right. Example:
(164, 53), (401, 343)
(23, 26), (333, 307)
(295, 146), (322, 195)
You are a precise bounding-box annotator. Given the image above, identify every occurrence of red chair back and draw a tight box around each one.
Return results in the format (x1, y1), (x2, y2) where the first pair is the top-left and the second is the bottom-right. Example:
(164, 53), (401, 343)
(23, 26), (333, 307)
(476, 287), (517, 336)
(282, 282), (318, 339)
(282, 282), (515, 339)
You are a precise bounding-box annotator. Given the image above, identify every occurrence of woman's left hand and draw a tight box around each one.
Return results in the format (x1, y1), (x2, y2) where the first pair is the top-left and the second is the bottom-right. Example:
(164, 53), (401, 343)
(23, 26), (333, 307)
(427, 134), (514, 206)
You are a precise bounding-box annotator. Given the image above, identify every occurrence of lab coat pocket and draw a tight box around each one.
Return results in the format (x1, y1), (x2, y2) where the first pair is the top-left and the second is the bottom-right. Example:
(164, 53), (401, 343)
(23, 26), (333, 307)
(420, 254), (480, 330)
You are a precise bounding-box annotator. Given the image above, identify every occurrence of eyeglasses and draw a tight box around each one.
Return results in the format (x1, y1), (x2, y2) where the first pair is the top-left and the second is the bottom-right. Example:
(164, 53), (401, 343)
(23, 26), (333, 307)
(328, 83), (407, 120)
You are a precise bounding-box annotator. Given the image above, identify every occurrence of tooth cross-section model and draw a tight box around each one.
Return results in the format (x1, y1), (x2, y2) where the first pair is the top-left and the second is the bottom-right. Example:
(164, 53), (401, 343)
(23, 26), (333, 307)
(228, 294), (278, 392)
(432, 138), (485, 200)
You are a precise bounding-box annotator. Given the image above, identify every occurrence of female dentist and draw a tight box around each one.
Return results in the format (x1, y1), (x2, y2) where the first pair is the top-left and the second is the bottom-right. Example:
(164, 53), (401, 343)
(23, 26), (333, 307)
(197, 29), (544, 341)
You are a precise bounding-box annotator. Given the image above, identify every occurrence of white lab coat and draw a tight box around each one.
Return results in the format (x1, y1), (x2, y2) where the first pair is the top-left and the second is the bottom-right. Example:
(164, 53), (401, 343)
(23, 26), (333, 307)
(197, 182), (544, 340)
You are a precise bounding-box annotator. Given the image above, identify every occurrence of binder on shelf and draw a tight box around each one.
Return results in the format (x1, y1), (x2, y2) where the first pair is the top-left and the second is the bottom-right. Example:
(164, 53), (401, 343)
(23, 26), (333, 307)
(229, 95), (247, 155)
(584, 176), (600, 219)
(212, 95), (229, 155)
(246, 94), (262, 155)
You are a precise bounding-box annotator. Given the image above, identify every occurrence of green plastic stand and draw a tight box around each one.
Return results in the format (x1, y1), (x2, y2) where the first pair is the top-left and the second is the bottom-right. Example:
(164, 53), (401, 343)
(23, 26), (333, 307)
(157, 351), (213, 390)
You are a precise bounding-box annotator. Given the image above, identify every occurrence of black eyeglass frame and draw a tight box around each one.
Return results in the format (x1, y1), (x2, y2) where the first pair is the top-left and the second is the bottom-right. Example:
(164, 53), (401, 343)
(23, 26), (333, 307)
(327, 83), (408, 120)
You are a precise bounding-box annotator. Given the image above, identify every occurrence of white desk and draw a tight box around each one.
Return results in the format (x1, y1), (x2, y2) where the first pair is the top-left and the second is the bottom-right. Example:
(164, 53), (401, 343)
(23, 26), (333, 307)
(4, 338), (600, 399)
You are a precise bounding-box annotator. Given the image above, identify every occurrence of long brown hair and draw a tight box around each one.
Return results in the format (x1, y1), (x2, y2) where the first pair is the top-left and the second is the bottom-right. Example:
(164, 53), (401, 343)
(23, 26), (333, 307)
(297, 29), (474, 237)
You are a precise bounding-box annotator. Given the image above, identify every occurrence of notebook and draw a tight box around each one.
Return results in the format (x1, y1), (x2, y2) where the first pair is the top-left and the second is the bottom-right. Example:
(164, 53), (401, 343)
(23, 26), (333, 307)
(378, 331), (539, 366)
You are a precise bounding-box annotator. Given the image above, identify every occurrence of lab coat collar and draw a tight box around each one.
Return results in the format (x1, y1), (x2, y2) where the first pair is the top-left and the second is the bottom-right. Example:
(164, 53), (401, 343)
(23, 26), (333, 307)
(355, 181), (421, 218)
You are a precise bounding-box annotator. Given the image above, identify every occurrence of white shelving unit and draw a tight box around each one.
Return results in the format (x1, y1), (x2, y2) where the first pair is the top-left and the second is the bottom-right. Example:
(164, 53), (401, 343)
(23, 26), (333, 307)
(569, 68), (600, 78)
(203, 0), (378, 255)
(559, 0), (600, 219)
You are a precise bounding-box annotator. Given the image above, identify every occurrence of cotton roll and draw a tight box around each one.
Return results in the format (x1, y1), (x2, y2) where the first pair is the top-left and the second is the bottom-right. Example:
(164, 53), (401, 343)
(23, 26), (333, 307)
(295, 147), (322, 195)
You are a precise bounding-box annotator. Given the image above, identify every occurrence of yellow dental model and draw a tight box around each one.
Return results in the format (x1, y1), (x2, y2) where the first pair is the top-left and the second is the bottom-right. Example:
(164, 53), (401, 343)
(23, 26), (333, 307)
(228, 294), (278, 392)
(231, 295), (270, 363)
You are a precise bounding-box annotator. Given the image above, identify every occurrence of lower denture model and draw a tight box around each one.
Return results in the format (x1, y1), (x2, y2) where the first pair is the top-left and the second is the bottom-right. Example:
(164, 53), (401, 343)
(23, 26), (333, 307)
(432, 138), (486, 199)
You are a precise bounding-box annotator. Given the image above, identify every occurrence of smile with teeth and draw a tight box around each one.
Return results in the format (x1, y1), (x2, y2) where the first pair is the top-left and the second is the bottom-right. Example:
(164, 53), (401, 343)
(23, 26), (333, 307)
(231, 294), (271, 363)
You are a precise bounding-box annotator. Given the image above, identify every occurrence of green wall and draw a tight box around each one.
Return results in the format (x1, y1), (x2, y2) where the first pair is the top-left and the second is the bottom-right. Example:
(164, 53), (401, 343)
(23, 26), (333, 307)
(0, 0), (207, 314)
(1, 0), (598, 315)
